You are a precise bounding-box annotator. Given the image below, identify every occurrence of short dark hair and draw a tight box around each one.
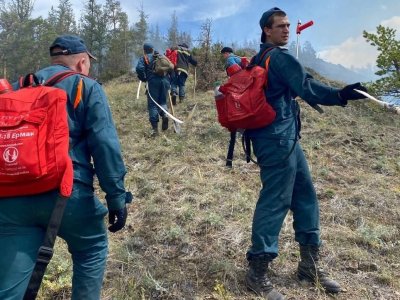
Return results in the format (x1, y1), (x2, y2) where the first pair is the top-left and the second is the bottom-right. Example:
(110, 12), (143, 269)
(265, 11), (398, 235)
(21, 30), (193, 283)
(220, 47), (233, 54)
(264, 11), (286, 28)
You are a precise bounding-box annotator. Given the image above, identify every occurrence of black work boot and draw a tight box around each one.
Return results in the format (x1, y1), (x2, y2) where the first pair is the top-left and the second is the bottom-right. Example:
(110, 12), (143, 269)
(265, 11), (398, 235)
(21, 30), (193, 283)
(161, 116), (169, 131)
(297, 245), (341, 293)
(171, 93), (177, 105)
(245, 255), (285, 300)
(150, 123), (158, 137)
(179, 96), (185, 103)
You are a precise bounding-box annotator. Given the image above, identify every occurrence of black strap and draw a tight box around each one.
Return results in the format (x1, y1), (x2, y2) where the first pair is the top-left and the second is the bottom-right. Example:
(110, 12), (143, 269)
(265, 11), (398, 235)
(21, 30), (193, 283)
(226, 131), (236, 167)
(23, 194), (69, 300)
(44, 70), (79, 87)
(20, 73), (40, 88)
(242, 103), (301, 167)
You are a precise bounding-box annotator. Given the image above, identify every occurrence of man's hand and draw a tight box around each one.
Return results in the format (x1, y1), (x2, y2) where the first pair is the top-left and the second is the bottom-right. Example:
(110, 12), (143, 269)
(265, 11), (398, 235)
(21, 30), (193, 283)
(339, 82), (368, 101)
(108, 192), (133, 233)
(108, 206), (127, 233)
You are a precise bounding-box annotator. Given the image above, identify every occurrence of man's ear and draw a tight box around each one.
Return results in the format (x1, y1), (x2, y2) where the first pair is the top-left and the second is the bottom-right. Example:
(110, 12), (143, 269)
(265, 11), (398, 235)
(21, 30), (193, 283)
(76, 57), (86, 73)
(264, 27), (271, 39)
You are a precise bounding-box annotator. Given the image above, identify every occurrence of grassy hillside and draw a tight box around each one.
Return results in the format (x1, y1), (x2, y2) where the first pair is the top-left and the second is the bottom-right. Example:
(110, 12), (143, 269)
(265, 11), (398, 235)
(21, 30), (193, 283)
(39, 75), (400, 300)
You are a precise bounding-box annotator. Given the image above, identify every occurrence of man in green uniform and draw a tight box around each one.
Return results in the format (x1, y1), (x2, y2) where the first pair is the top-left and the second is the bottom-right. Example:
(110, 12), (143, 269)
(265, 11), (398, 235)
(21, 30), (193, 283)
(0, 35), (131, 300)
(245, 8), (367, 300)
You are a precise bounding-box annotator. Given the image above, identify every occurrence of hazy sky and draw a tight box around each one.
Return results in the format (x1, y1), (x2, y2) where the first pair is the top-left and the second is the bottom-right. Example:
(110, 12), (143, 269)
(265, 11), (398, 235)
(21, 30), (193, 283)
(32, 0), (400, 70)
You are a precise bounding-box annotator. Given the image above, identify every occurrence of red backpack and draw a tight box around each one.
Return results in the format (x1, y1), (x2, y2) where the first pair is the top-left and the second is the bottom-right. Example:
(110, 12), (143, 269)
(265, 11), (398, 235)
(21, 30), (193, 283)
(240, 56), (250, 69)
(165, 48), (178, 67)
(215, 48), (276, 132)
(0, 72), (78, 198)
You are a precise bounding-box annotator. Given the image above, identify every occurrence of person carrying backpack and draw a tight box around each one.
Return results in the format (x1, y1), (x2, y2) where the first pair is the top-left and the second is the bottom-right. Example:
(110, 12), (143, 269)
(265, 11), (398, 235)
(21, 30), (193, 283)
(244, 8), (368, 300)
(218, 46), (247, 167)
(136, 42), (170, 136)
(171, 43), (197, 104)
(220, 46), (242, 77)
(0, 35), (132, 300)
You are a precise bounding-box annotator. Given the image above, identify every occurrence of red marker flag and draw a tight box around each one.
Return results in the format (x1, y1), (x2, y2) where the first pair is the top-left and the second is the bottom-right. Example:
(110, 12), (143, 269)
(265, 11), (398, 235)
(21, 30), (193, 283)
(296, 20), (314, 34)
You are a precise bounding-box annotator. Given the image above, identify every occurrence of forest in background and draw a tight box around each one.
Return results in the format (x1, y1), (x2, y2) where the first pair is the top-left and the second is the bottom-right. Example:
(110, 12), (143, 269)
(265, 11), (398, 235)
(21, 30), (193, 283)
(0, 0), (399, 100)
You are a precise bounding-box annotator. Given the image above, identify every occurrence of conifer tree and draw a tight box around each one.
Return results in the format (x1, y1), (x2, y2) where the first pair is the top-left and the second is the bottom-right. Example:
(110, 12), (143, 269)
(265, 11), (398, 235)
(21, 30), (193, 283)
(132, 4), (148, 58)
(0, 0), (51, 80)
(47, 0), (77, 35)
(80, 0), (107, 76)
(363, 25), (400, 97)
(167, 11), (178, 47)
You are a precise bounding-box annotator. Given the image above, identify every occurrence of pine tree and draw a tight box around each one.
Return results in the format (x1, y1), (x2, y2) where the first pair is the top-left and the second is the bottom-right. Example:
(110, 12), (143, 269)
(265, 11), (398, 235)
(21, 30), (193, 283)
(148, 24), (166, 51)
(102, 0), (133, 80)
(0, 0), (52, 80)
(80, 0), (107, 77)
(167, 11), (178, 47)
(363, 25), (400, 97)
(195, 19), (222, 90)
(178, 31), (192, 47)
(132, 4), (148, 58)
(47, 0), (77, 35)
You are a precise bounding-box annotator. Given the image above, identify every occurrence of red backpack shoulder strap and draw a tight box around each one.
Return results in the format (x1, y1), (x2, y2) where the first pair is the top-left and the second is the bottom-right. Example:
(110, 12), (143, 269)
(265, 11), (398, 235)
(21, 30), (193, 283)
(258, 47), (277, 68)
(256, 47), (278, 87)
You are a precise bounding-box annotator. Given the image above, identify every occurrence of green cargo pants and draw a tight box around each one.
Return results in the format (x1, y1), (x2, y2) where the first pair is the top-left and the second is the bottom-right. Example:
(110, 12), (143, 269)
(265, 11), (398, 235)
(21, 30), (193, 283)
(0, 183), (108, 300)
(247, 138), (320, 259)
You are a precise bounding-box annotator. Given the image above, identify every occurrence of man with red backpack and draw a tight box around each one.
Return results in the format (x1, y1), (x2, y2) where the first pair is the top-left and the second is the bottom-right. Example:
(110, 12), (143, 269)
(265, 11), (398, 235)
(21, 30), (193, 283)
(243, 8), (368, 300)
(0, 35), (131, 300)
(170, 43), (197, 104)
(220, 46), (244, 77)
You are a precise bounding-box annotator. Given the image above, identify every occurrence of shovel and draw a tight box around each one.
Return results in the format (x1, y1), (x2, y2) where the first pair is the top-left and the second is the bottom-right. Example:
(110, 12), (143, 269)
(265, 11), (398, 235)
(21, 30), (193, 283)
(168, 93), (182, 134)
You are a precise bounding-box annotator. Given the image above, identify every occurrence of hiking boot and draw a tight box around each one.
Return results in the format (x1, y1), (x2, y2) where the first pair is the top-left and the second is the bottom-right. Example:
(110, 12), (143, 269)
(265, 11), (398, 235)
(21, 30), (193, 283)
(179, 96), (185, 103)
(161, 116), (169, 131)
(150, 123), (158, 137)
(171, 93), (177, 105)
(297, 245), (341, 293)
(245, 255), (285, 300)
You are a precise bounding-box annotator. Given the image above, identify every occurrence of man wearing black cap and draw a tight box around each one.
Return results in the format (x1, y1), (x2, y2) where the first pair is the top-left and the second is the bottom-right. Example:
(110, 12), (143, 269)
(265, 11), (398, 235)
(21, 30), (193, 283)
(171, 43), (197, 104)
(220, 46), (242, 77)
(244, 7), (368, 299)
(0, 35), (131, 300)
(136, 42), (170, 136)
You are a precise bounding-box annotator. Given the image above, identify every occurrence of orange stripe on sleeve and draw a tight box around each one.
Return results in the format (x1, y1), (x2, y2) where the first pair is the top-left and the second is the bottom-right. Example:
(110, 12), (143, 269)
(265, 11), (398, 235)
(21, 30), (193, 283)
(73, 78), (83, 109)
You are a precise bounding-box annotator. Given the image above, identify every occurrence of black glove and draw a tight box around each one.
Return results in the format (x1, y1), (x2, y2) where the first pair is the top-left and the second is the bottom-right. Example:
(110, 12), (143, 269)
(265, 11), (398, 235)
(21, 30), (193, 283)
(339, 82), (368, 102)
(108, 192), (133, 233)
(108, 206), (127, 233)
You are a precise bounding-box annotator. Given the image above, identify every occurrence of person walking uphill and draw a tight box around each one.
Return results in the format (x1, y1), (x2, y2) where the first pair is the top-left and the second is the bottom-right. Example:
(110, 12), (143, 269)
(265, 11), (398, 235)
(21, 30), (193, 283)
(220, 46), (242, 77)
(136, 42), (170, 136)
(0, 35), (132, 300)
(244, 8), (368, 300)
(171, 43), (197, 104)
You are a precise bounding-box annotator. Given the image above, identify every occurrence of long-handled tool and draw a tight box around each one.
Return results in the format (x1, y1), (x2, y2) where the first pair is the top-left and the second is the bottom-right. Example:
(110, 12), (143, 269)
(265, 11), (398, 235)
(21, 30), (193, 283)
(193, 67), (197, 101)
(136, 81), (142, 100)
(168, 92), (182, 134)
(355, 89), (400, 114)
(146, 83), (184, 125)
